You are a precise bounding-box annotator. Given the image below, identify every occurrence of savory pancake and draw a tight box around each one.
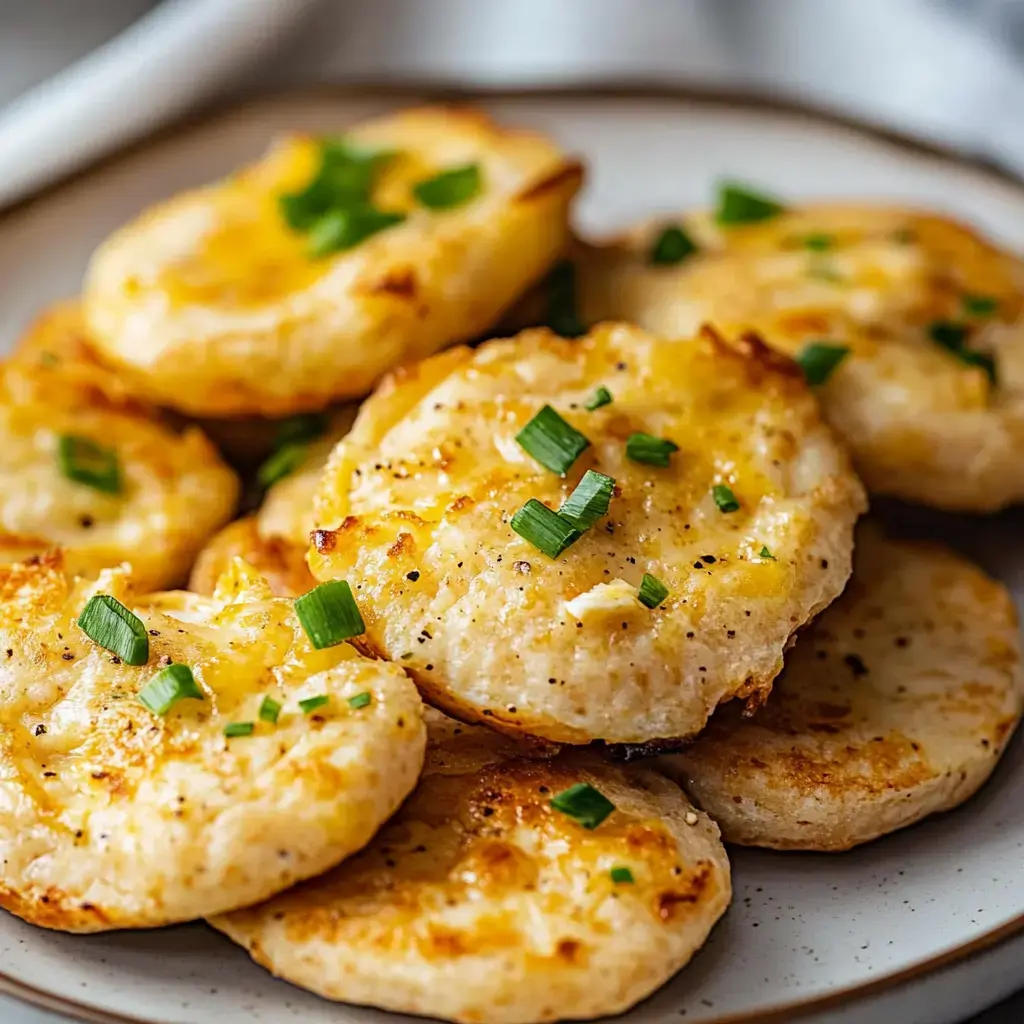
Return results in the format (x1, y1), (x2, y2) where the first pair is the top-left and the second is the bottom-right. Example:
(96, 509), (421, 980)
(83, 106), (582, 418)
(660, 527), (1023, 850)
(0, 305), (238, 590)
(309, 323), (865, 744)
(212, 711), (731, 1024)
(577, 202), (1024, 511)
(0, 555), (426, 931)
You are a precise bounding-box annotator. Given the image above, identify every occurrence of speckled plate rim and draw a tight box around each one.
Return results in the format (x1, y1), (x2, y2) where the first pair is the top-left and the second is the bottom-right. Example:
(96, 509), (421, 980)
(1, 81), (1023, 1024)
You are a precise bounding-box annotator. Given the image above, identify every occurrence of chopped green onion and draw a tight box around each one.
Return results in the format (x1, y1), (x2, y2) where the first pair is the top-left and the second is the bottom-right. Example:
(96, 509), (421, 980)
(57, 436), (121, 495)
(559, 470), (615, 531)
(715, 182), (785, 226)
(650, 224), (698, 266)
(759, 546), (777, 561)
(258, 696), (282, 724)
(274, 412), (328, 448)
(348, 691), (371, 709)
(413, 163), (482, 210)
(550, 783), (615, 830)
(308, 206), (405, 257)
(516, 405), (590, 475)
(138, 663), (203, 715)
(891, 227), (916, 245)
(928, 321), (996, 383)
(962, 294), (998, 318)
(257, 443), (308, 488)
(801, 233), (835, 252)
(584, 386), (613, 411)
(511, 499), (581, 559)
(626, 433), (679, 468)
(796, 342), (850, 386)
(78, 595), (148, 665)
(545, 260), (586, 338)
(295, 580), (366, 649)
(299, 694), (330, 715)
(224, 721), (254, 738)
(279, 140), (394, 230)
(637, 573), (670, 609)
(806, 262), (844, 283)
(712, 484), (740, 513)
(610, 866), (634, 884)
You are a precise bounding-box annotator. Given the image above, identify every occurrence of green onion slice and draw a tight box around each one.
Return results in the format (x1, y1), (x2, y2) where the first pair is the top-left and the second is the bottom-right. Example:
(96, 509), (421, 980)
(610, 866), (635, 884)
(796, 342), (850, 386)
(928, 321), (996, 383)
(274, 412), (328, 448)
(626, 433), (679, 468)
(559, 470), (615, 531)
(962, 294), (998, 318)
(413, 163), (482, 210)
(715, 182), (785, 226)
(584, 386), (613, 411)
(550, 783), (615, 830)
(258, 696), (282, 724)
(510, 499), (581, 559)
(712, 484), (741, 513)
(759, 546), (777, 561)
(516, 405), (590, 476)
(650, 224), (698, 266)
(57, 436), (121, 495)
(299, 694), (330, 715)
(295, 580), (366, 649)
(348, 691), (372, 709)
(78, 595), (148, 665)
(545, 260), (586, 338)
(224, 721), (255, 738)
(308, 206), (405, 257)
(257, 443), (308, 488)
(637, 573), (670, 609)
(138, 663), (203, 715)
(801, 233), (835, 252)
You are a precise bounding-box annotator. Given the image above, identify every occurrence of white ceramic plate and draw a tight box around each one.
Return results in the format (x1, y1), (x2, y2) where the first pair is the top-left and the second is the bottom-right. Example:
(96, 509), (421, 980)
(0, 91), (1022, 1024)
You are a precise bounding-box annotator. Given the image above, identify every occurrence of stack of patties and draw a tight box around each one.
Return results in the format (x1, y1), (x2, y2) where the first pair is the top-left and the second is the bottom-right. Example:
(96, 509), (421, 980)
(0, 99), (1021, 1024)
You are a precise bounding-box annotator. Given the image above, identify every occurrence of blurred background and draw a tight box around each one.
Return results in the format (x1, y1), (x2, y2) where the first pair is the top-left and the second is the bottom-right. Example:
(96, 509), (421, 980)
(0, 1), (1022, 1022)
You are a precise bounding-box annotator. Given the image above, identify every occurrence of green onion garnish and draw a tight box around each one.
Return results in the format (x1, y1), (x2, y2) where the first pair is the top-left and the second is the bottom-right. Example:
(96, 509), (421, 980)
(299, 695), (330, 715)
(962, 294), (998, 318)
(308, 206), (406, 257)
(650, 224), (698, 266)
(258, 696), (282, 724)
(545, 260), (586, 338)
(57, 436), (121, 495)
(348, 691), (371, 709)
(224, 721), (254, 738)
(511, 499), (581, 559)
(279, 140), (393, 231)
(274, 412), (328, 448)
(257, 444), (308, 488)
(138, 663), (203, 715)
(584, 386), (613, 411)
(516, 405), (590, 475)
(559, 470), (615, 531)
(550, 783), (615, 830)
(413, 163), (482, 210)
(626, 433), (679, 468)
(78, 595), (148, 665)
(928, 321), (996, 383)
(796, 342), (850, 386)
(759, 546), (777, 561)
(295, 580), (366, 649)
(637, 573), (669, 609)
(715, 182), (785, 226)
(610, 866), (635, 884)
(712, 484), (740, 513)
(801, 233), (835, 252)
